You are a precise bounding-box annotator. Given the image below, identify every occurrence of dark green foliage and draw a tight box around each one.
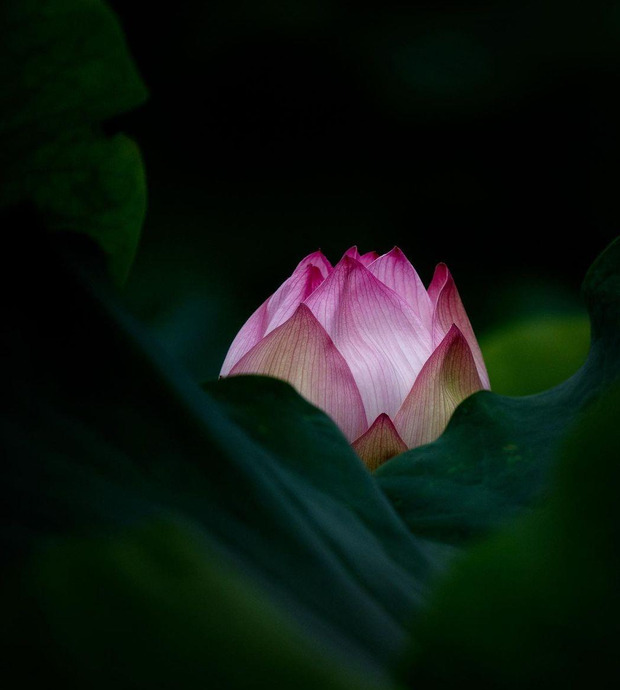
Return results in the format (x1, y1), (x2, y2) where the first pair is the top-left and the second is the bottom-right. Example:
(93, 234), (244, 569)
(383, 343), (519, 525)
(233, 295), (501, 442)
(3, 220), (619, 689)
(3, 520), (390, 690)
(404, 383), (620, 687)
(0, 0), (148, 282)
(375, 238), (620, 544)
(1, 224), (437, 686)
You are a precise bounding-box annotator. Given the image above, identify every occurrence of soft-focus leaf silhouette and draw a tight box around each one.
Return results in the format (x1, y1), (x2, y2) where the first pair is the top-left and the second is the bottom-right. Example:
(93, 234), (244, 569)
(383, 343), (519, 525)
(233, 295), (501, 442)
(404, 383), (620, 687)
(0, 0), (148, 282)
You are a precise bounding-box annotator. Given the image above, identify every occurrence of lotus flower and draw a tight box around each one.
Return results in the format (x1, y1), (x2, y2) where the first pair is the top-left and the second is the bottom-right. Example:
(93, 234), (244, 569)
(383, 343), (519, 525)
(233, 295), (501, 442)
(221, 247), (490, 470)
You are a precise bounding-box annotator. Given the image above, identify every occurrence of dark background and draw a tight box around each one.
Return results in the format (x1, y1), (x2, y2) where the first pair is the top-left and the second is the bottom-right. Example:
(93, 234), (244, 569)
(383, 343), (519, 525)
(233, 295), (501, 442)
(105, 0), (620, 381)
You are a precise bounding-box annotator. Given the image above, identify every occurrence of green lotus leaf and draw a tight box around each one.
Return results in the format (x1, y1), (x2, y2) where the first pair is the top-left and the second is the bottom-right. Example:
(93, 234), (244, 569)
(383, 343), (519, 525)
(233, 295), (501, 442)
(376, 236), (620, 544)
(1, 227), (444, 687)
(403, 382), (620, 687)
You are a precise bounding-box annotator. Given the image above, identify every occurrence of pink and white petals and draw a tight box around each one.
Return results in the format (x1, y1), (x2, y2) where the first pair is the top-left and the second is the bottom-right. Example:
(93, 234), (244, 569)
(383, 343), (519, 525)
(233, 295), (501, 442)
(342, 247), (379, 267)
(229, 304), (367, 442)
(352, 414), (408, 472)
(394, 325), (485, 448)
(304, 256), (433, 422)
(294, 249), (333, 280)
(428, 263), (490, 389)
(220, 252), (332, 376)
(262, 264), (324, 336)
(221, 246), (490, 471)
(367, 247), (433, 329)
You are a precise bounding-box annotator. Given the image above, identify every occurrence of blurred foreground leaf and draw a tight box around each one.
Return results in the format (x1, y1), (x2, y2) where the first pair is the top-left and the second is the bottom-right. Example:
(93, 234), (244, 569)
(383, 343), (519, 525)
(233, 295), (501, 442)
(0, 0), (148, 282)
(2, 226), (619, 687)
(1, 220), (442, 687)
(404, 383), (620, 687)
(3, 520), (389, 690)
(376, 237), (620, 544)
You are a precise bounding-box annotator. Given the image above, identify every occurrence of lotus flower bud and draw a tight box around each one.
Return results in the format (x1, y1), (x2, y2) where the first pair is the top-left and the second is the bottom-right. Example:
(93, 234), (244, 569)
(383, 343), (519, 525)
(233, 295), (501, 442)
(221, 247), (490, 470)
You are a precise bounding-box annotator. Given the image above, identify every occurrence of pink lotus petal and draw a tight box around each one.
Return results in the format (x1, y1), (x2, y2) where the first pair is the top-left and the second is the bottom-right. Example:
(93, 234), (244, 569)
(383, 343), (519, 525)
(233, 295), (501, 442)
(220, 264), (323, 376)
(263, 264), (324, 335)
(229, 304), (367, 442)
(344, 247), (380, 266)
(344, 246), (361, 261)
(428, 263), (490, 389)
(304, 256), (433, 422)
(358, 251), (380, 267)
(352, 413), (408, 471)
(367, 247), (433, 329)
(394, 325), (485, 448)
(220, 300), (269, 377)
(427, 262), (449, 308)
(293, 249), (333, 280)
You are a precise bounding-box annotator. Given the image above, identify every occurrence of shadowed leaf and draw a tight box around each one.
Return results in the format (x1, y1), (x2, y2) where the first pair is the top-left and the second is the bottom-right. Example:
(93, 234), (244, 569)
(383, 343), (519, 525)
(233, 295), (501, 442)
(0, 0), (148, 282)
(376, 237), (620, 544)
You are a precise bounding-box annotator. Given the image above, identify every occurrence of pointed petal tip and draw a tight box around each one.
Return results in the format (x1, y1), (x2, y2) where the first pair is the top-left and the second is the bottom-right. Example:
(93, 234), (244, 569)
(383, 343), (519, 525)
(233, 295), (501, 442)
(394, 324), (485, 448)
(352, 413), (408, 472)
(230, 303), (367, 442)
(343, 246), (383, 267)
(367, 246), (404, 266)
(343, 246), (360, 260)
(429, 265), (490, 388)
(359, 250), (379, 266)
(444, 321), (465, 342)
(333, 252), (366, 272)
(295, 250), (333, 278)
(367, 245), (434, 327)
(428, 262), (450, 293)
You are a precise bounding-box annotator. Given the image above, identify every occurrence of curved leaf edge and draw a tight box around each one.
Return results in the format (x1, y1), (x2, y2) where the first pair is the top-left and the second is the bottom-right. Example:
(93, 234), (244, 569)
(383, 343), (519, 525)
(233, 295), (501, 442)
(374, 235), (620, 543)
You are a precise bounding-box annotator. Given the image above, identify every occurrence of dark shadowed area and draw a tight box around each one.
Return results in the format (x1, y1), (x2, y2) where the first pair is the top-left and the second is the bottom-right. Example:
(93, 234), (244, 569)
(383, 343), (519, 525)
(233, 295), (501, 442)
(3, 4), (620, 688)
(104, 0), (620, 384)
